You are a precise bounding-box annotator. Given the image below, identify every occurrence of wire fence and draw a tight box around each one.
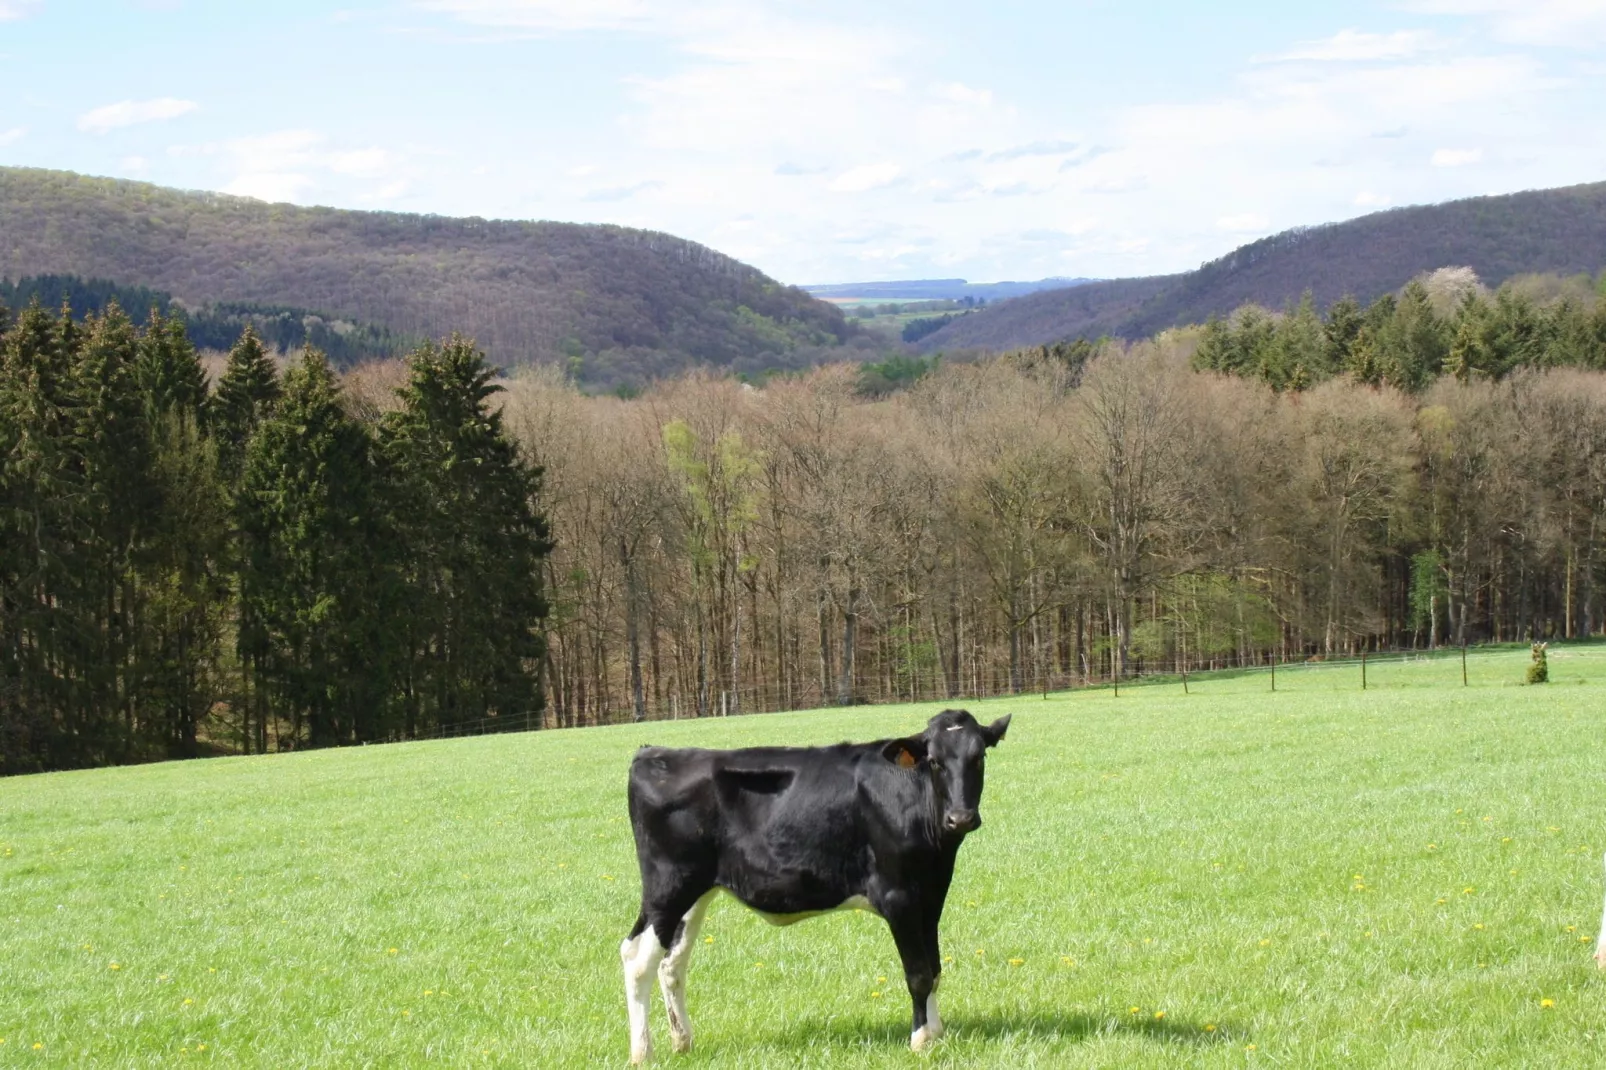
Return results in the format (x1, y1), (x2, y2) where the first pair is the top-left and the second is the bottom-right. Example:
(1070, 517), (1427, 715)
(402, 640), (1554, 743)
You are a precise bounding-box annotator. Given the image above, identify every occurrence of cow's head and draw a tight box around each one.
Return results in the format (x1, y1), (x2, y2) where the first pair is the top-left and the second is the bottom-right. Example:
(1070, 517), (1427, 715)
(885, 709), (1010, 840)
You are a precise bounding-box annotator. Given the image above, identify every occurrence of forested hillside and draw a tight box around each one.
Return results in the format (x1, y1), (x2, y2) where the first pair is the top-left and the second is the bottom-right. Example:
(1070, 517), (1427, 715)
(0, 168), (862, 388)
(920, 180), (1606, 352)
(0, 274), (405, 366)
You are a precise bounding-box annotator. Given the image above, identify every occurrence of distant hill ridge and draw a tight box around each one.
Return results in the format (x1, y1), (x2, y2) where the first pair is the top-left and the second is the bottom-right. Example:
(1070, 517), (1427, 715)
(918, 180), (1606, 352)
(0, 167), (857, 387)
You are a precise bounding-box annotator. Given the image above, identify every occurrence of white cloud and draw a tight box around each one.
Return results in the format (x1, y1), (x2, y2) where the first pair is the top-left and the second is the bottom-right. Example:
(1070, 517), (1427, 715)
(1432, 147), (1484, 166)
(1353, 190), (1391, 207)
(1409, 0), (1606, 47)
(224, 172), (314, 203)
(77, 97), (198, 135)
(0, 126), (25, 146)
(0, 1), (40, 21)
(1217, 213), (1271, 232)
(829, 162), (902, 193)
(120, 155), (149, 173)
(1269, 29), (1442, 62)
(582, 180), (664, 201)
(329, 147), (391, 177)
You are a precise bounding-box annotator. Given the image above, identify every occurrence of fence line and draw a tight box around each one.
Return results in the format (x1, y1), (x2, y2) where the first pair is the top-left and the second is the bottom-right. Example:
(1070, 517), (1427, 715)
(402, 641), (1536, 743)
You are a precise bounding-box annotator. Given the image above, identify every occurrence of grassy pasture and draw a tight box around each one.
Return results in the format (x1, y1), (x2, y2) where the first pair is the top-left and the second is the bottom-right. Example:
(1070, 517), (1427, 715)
(4, 646), (1606, 1067)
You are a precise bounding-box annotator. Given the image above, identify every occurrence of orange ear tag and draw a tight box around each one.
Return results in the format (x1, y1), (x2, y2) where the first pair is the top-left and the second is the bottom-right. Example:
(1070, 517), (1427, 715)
(896, 748), (918, 769)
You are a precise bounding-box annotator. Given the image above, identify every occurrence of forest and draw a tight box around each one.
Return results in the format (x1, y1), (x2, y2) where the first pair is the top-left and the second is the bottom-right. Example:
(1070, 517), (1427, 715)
(0, 274), (406, 367)
(0, 301), (550, 774)
(9, 265), (1606, 771)
(521, 268), (1606, 729)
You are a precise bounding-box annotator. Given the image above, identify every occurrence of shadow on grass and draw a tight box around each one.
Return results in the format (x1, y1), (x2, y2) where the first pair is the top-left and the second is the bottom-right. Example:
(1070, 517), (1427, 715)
(744, 1008), (1239, 1053)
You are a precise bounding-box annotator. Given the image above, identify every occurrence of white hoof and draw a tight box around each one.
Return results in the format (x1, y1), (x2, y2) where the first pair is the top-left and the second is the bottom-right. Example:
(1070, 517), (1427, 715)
(911, 1026), (939, 1052)
(670, 1032), (693, 1054)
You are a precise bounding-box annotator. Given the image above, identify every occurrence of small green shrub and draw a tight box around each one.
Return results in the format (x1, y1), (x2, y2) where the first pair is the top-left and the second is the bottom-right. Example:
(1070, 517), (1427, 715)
(1527, 641), (1549, 684)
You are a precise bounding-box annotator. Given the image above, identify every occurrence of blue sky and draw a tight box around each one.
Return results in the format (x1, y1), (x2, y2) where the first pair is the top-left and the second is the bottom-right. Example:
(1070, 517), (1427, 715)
(2, 1), (1605, 285)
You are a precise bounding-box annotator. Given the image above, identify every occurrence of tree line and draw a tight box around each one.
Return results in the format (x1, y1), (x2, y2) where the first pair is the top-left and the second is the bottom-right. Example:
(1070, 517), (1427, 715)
(0, 300), (549, 774)
(514, 279), (1606, 727)
(0, 274), (406, 368)
(1193, 268), (1606, 391)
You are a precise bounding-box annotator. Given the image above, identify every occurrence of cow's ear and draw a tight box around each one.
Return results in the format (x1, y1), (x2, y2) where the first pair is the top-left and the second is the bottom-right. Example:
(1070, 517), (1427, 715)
(883, 737), (927, 769)
(981, 714), (1011, 748)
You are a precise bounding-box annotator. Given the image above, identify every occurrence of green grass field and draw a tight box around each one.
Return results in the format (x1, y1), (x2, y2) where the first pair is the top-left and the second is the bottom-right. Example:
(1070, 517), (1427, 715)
(6, 646), (1606, 1067)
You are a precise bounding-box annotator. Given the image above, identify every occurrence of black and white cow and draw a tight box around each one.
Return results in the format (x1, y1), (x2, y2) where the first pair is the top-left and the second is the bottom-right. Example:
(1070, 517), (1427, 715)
(619, 708), (1010, 1063)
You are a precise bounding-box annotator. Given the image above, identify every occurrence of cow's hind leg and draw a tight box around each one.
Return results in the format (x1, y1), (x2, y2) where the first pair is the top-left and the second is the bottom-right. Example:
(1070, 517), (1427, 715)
(659, 889), (717, 1053)
(621, 912), (667, 1064)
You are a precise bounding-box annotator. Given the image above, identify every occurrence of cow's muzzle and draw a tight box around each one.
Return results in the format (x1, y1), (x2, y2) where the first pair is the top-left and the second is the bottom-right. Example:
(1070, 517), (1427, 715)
(944, 809), (981, 835)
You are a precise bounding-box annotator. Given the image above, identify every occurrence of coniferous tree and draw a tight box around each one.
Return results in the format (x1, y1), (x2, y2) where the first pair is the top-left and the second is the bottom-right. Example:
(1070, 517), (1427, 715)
(239, 347), (387, 748)
(70, 303), (154, 761)
(382, 336), (550, 735)
(132, 311), (228, 758)
(212, 326), (282, 752)
(212, 326), (281, 484)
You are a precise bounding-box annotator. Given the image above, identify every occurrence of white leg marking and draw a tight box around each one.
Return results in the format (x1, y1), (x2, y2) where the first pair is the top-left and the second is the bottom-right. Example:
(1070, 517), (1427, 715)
(659, 891), (717, 1053)
(622, 927), (666, 1064)
(911, 975), (942, 1051)
(1595, 853), (1606, 969)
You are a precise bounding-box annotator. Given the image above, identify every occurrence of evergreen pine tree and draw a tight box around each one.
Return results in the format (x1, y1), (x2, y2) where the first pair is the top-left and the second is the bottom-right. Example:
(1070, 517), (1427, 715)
(381, 336), (550, 735)
(239, 347), (388, 748)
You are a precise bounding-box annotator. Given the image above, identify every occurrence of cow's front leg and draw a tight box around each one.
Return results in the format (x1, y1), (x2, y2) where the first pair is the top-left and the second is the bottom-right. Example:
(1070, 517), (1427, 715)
(880, 891), (941, 1052)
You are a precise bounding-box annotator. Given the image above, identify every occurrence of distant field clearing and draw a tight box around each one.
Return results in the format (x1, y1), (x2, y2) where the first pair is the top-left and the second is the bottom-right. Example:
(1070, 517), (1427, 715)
(3, 645), (1605, 1067)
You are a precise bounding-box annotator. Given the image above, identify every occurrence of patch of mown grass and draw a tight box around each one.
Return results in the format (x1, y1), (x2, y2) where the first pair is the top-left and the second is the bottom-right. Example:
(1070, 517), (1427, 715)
(4, 645), (1606, 1066)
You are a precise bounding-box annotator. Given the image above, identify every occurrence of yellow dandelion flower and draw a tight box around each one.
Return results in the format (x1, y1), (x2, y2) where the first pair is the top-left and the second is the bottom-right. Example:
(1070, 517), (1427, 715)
(196, 1044), (205, 1052)
(34, 1043), (44, 1050)
(1259, 939), (1271, 946)
(1129, 1006), (1140, 1015)
(1060, 956), (1075, 966)
(388, 948), (399, 955)
(1502, 837), (1511, 843)
(1008, 957), (1024, 966)
(1246, 1043), (1257, 1051)
(703, 936), (713, 944)
(1463, 887), (1475, 895)
(1153, 1011), (1165, 1020)
(943, 956), (953, 965)
(183, 998), (193, 1005)
(975, 949), (985, 956)
(1541, 998), (1555, 1009)
(1205, 1023), (1216, 1033)
(1435, 897), (1448, 904)
(1567, 926), (1578, 932)
(109, 962), (121, 970)
(870, 991), (882, 999)
(754, 961), (764, 968)
(403, 1009), (412, 1017)
(1582, 936), (1593, 943)
(877, 976), (886, 983)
